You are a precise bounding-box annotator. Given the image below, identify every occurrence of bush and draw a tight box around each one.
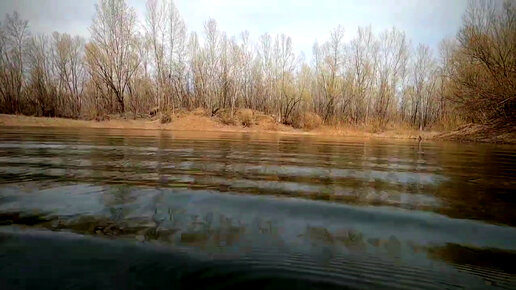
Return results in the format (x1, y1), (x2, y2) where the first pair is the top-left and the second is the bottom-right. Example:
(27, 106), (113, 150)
(368, 119), (386, 133)
(292, 112), (322, 130)
(216, 109), (255, 127)
(160, 112), (172, 124)
(218, 110), (237, 125)
(192, 108), (209, 117)
(94, 114), (109, 122)
(237, 109), (254, 127)
(149, 107), (159, 116)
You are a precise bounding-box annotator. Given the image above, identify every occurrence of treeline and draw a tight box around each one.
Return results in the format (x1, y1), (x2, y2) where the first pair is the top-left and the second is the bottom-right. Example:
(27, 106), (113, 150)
(0, 0), (514, 129)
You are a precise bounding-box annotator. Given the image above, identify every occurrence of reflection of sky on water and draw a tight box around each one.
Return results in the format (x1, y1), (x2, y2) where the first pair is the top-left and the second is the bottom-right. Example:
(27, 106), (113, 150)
(0, 127), (515, 287)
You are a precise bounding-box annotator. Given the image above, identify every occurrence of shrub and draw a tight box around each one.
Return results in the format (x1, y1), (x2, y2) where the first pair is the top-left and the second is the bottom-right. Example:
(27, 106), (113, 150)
(237, 109), (254, 127)
(303, 112), (323, 130)
(192, 108), (209, 116)
(368, 119), (386, 133)
(94, 114), (109, 122)
(149, 107), (159, 116)
(292, 112), (322, 130)
(160, 112), (172, 124)
(218, 109), (237, 125)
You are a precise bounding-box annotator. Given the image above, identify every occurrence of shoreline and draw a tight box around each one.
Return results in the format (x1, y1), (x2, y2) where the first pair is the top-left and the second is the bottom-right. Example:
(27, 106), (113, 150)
(1, 113), (513, 144)
(0, 113), (435, 140)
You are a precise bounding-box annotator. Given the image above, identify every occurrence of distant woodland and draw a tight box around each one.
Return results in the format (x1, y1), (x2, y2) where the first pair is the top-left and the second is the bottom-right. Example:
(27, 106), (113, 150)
(0, 0), (514, 130)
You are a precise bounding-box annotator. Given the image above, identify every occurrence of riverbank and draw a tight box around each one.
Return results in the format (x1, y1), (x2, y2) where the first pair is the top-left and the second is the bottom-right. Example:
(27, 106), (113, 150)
(9, 111), (515, 144)
(0, 113), (440, 141)
(435, 121), (516, 144)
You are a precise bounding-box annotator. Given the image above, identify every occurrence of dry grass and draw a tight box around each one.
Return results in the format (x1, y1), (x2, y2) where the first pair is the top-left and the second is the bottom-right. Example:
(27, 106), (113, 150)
(292, 112), (323, 130)
(0, 113), (160, 130)
(367, 119), (386, 133)
(169, 112), (223, 131)
(429, 115), (465, 132)
(0, 111), (466, 142)
(217, 109), (237, 126)
(215, 109), (255, 127)
(160, 112), (172, 124)
(191, 107), (210, 117)
(237, 109), (254, 127)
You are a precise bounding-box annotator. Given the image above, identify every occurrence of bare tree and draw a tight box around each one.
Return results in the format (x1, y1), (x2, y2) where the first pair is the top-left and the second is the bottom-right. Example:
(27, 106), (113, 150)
(348, 26), (378, 123)
(274, 34), (297, 123)
(51, 32), (86, 117)
(27, 34), (56, 116)
(145, 0), (166, 111)
(448, 0), (515, 122)
(408, 44), (437, 129)
(314, 25), (345, 122)
(146, 0), (187, 113)
(257, 33), (274, 114)
(375, 28), (409, 123)
(86, 0), (140, 114)
(3, 0), (504, 132)
(0, 12), (29, 113)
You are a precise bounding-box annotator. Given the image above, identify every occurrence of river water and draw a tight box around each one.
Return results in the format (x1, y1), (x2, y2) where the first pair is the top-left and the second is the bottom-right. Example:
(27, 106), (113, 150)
(0, 127), (515, 289)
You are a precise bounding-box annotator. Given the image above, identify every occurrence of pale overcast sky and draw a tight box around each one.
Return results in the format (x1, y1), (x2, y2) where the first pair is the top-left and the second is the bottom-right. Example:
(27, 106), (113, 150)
(0, 0), (468, 57)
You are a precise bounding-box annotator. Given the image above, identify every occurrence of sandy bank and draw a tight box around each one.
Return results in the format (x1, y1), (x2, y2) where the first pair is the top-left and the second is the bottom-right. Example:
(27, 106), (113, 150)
(0, 113), (441, 141)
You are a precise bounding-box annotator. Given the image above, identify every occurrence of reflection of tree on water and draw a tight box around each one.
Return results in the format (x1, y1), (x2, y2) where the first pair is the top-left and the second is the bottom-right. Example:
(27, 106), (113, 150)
(336, 229), (368, 252)
(301, 226), (404, 260)
(141, 208), (251, 250)
(2, 204), (516, 287)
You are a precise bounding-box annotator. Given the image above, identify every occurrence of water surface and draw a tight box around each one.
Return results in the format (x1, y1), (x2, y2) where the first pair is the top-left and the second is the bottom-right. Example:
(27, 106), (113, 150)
(0, 127), (515, 289)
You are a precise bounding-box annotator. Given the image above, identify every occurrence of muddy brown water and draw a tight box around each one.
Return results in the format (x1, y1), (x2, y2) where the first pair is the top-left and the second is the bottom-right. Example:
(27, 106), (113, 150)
(0, 127), (515, 289)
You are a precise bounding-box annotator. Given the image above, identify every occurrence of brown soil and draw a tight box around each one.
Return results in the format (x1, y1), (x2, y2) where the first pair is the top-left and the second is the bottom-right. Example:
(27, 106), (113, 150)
(0, 111), (441, 141)
(435, 121), (516, 144)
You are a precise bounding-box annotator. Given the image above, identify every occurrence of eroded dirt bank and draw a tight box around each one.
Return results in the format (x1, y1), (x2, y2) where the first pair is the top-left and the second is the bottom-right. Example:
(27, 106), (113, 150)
(436, 121), (516, 144)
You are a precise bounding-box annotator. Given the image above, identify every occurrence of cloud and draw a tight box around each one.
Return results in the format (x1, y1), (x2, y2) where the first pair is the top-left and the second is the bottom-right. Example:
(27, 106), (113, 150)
(174, 0), (467, 55)
(0, 0), (96, 37)
(0, 0), (467, 56)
